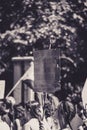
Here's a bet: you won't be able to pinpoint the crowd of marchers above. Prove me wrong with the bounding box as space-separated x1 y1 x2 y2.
0 91 87 130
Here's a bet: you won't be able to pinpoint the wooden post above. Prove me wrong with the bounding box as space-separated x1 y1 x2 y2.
11 57 34 104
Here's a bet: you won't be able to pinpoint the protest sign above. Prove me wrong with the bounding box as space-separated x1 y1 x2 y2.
33 49 60 92
0 80 5 99
82 78 87 108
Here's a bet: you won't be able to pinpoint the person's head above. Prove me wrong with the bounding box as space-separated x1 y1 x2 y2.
47 93 59 112
26 101 44 120
14 104 28 126
14 104 25 119
44 102 53 118
0 101 8 116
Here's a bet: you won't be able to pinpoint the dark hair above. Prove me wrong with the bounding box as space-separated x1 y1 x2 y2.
0 102 7 116
14 104 25 119
26 101 40 118
44 102 53 118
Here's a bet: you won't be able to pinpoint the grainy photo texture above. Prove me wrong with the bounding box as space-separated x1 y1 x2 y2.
0 0 87 130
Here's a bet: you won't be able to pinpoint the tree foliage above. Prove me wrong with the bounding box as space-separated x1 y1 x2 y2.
0 0 87 93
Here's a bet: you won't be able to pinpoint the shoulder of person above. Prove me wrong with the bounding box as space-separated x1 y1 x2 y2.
0 121 10 130
24 118 39 126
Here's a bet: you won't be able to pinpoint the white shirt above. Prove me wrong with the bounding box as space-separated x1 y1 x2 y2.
47 117 60 130
23 117 51 130
0 120 10 130
23 118 39 130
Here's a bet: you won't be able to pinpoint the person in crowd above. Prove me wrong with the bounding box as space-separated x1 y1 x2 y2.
47 93 59 112
13 103 27 130
58 99 76 130
44 101 60 130
45 93 60 130
71 88 84 121
23 100 51 130
0 101 10 130
2 96 16 129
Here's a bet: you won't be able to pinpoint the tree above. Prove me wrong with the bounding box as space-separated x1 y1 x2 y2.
0 0 87 96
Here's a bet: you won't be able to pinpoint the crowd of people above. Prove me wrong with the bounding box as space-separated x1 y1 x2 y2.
0 91 87 130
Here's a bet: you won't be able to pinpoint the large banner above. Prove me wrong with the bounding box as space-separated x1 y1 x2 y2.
33 49 60 93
